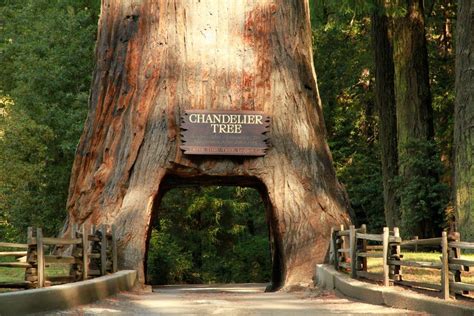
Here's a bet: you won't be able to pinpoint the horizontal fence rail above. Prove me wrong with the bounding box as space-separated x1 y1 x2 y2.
330 225 474 300
0 223 118 289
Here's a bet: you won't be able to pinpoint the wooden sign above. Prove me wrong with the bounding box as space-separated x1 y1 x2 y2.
180 110 270 156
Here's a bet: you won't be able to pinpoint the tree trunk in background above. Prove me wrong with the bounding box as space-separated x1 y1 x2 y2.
393 0 435 237
65 0 351 288
371 6 399 228
454 0 473 240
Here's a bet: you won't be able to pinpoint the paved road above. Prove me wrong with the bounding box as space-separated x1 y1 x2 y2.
46 283 425 315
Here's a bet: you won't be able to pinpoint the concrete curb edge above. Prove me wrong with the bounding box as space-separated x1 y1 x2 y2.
314 264 474 316
0 270 137 315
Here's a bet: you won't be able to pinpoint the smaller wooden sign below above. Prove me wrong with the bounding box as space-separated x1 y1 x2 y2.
180 110 270 156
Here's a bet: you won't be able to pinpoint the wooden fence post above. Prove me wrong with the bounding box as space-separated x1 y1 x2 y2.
339 224 345 270
350 225 357 278
332 227 339 270
441 231 450 300
100 224 107 276
451 232 466 295
391 227 402 282
111 224 118 273
70 223 79 281
414 236 418 252
360 224 367 272
26 227 33 245
25 227 35 288
382 227 389 287
329 227 336 264
82 224 89 280
36 228 44 288
88 225 100 276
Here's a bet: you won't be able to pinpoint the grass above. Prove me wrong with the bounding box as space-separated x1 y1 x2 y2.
0 264 70 281
0 245 71 282
0 253 70 293
0 264 70 293
367 252 474 285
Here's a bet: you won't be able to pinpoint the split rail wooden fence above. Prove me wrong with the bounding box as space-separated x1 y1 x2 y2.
0 224 117 289
330 225 474 300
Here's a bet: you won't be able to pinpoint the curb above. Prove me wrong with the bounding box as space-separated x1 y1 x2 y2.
0 270 137 315
315 264 474 316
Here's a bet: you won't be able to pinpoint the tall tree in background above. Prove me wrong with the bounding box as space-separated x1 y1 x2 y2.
393 0 434 166
371 1 399 228
454 0 473 240
310 0 453 234
392 0 444 238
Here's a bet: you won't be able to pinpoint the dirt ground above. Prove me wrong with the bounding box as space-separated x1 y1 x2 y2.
40 283 426 315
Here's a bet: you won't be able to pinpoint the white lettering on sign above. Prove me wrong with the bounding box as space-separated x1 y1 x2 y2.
188 113 264 134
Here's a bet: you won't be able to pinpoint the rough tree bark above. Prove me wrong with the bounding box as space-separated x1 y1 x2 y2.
65 0 351 288
371 4 399 228
393 0 436 237
393 0 434 151
454 0 473 240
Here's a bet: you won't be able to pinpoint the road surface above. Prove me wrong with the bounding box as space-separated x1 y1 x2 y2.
45 283 425 315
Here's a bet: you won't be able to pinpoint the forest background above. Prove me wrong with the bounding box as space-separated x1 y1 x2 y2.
0 0 469 284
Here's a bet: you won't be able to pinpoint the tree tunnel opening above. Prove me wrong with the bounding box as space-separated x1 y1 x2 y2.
144 174 283 290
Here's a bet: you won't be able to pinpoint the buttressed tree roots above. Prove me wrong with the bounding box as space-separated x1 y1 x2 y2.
66 0 351 289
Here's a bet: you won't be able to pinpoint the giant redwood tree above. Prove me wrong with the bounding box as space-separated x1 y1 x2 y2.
65 0 351 288
371 2 399 228
392 0 441 238
454 0 473 240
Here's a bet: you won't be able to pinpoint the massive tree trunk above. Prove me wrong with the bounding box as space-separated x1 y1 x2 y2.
65 0 351 288
393 0 434 151
454 0 473 240
392 0 437 238
371 5 399 228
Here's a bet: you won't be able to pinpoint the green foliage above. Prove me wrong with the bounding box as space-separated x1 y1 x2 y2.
311 0 455 233
146 187 272 284
424 0 456 193
310 0 406 20
312 5 385 231
337 149 385 230
395 140 449 238
0 0 99 239
146 223 194 285
0 101 55 239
